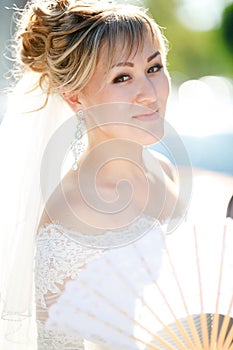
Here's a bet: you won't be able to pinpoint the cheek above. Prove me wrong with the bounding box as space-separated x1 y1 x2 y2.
93 82 135 104
79 84 107 107
81 88 118 107
99 87 132 104
156 76 170 109
163 73 171 99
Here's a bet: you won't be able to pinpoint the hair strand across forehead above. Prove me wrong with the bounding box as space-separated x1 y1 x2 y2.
12 0 168 97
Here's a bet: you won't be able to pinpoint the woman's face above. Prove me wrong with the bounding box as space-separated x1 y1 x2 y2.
77 34 170 145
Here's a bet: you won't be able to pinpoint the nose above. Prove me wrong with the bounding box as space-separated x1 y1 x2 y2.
135 77 157 106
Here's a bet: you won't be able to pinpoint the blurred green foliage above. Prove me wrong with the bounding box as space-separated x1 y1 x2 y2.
221 2 233 53
145 0 233 83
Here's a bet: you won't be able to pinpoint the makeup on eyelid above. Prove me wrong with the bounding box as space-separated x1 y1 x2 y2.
75 36 170 144
112 64 164 84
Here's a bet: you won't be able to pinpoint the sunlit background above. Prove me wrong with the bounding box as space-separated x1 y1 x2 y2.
141 0 233 176
0 0 233 219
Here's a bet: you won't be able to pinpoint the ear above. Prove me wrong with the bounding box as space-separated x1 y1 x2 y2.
62 91 82 112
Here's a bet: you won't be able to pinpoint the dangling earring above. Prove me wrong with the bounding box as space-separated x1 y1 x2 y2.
71 109 85 171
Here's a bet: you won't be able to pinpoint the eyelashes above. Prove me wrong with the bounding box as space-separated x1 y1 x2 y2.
147 64 163 74
113 74 130 84
112 64 164 84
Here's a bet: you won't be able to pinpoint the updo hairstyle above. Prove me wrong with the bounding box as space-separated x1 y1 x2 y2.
13 0 168 94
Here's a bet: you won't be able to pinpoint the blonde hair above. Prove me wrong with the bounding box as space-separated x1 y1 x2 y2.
13 0 168 95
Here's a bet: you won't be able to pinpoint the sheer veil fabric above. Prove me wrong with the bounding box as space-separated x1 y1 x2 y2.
0 71 73 349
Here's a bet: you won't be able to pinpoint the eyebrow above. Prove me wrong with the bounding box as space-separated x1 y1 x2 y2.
112 51 161 68
147 50 161 62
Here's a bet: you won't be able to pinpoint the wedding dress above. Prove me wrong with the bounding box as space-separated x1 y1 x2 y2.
37 219 233 350
35 215 158 350
0 72 191 350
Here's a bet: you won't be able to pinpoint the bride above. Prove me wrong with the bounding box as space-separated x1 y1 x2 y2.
0 0 189 349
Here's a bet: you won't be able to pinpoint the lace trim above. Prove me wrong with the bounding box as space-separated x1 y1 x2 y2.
35 227 102 308
38 214 160 249
37 319 84 350
34 215 167 349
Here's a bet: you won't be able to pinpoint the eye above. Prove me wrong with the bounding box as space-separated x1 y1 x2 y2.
113 74 131 84
148 64 163 74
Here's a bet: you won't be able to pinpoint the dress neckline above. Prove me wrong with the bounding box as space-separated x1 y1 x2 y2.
37 213 164 249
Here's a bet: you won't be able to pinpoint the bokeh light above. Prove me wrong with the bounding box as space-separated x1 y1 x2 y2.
175 0 230 31
167 76 233 136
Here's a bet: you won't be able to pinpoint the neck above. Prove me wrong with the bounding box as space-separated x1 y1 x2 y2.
81 137 145 185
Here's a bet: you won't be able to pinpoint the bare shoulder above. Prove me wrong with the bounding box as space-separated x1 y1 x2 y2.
144 148 185 221
147 148 177 183
38 170 83 231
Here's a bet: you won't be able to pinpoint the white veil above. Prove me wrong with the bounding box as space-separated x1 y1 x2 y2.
0 71 73 349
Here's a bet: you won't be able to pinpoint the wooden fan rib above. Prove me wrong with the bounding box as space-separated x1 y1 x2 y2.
200 313 210 350
218 294 233 349
137 239 202 350
75 296 179 350
217 314 233 349
217 224 233 350
77 280 145 348
222 321 233 350
149 281 195 350
135 242 197 350
85 280 179 350
210 225 228 350
83 223 232 350
73 302 155 350
102 223 232 350
135 234 210 350
165 234 203 350
210 313 220 350
194 225 210 350
105 256 188 350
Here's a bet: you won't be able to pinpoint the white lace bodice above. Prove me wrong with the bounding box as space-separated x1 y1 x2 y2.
35 215 158 350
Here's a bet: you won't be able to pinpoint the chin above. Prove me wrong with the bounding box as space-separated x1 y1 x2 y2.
142 125 165 146
131 130 163 147
143 134 164 146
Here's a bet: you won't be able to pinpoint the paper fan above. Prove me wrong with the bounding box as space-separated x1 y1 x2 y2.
46 219 233 350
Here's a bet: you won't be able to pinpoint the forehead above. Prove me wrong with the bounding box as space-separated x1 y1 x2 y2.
100 32 161 67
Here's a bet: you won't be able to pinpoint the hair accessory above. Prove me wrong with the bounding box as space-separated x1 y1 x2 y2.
71 109 86 171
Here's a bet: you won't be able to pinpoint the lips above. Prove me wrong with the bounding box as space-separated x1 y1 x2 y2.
132 110 160 121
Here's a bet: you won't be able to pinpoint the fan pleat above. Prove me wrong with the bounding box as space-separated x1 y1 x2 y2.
46 221 233 350
136 245 196 350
